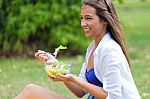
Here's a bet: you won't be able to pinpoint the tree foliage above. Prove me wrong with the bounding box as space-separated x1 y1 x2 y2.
0 0 90 57
0 0 124 57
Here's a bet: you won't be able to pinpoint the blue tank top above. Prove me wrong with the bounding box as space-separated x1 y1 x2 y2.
85 68 103 99
85 68 103 87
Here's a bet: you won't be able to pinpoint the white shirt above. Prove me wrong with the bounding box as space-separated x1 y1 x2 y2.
79 33 141 99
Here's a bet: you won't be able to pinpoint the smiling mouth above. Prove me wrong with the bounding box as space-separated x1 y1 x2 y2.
84 28 90 32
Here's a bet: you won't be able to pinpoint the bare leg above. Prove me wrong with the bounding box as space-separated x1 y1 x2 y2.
14 84 69 99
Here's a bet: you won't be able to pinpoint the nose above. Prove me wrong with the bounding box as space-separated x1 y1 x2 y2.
81 19 87 27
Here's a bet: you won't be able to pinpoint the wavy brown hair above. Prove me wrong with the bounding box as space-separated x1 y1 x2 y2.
82 0 130 67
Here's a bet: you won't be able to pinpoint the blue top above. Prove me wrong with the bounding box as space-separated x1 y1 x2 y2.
85 68 103 87
85 68 103 99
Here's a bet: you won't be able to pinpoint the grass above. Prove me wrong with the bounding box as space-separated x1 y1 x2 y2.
0 1 150 99
0 57 85 99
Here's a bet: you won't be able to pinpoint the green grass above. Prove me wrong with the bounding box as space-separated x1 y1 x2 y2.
0 57 86 99
0 1 150 99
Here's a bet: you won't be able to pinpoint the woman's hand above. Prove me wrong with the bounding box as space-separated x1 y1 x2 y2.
35 50 57 64
48 74 76 83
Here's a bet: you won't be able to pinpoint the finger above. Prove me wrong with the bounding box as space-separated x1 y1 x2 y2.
35 52 42 59
35 50 45 59
53 77 63 82
55 74 67 81
35 52 38 57
38 54 43 62
48 75 62 82
41 55 48 64
37 50 46 57
59 74 71 78
48 75 55 80
38 54 42 60
59 74 75 82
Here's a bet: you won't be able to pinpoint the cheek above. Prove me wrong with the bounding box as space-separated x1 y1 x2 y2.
96 22 103 29
93 24 104 34
91 20 101 29
89 23 97 29
93 23 102 31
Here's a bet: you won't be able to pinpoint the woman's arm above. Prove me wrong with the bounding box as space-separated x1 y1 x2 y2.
72 76 107 99
55 74 107 99
63 81 85 98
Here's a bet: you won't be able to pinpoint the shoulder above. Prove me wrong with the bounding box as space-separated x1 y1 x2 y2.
95 33 123 57
103 39 122 54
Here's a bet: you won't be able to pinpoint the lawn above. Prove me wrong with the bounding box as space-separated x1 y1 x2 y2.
0 1 150 99
0 57 85 99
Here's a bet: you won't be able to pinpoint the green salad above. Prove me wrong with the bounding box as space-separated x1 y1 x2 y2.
45 45 71 78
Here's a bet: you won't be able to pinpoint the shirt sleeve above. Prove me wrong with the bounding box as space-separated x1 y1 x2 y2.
102 48 123 99
78 63 89 94
78 63 86 81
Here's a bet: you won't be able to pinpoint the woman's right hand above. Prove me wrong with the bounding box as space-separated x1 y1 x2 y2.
35 50 57 64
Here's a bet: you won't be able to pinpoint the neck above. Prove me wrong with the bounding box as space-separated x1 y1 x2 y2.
94 31 106 48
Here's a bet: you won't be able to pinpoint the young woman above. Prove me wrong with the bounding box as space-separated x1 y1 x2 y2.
14 0 141 99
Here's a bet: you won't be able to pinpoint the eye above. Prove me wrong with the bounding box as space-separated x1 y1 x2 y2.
85 17 92 20
80 16 83 20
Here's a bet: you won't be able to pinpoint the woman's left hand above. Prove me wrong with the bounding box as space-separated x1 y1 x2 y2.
49 74 76 82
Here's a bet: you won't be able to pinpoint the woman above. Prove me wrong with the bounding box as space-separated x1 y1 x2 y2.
14 0 141 99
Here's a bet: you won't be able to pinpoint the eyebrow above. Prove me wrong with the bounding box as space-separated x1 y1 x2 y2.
80 14 92 17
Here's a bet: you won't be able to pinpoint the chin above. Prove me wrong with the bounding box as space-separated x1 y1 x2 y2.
85 34 91 37
85 32 92 37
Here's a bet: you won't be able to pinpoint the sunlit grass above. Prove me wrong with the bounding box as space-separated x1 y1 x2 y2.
0 57 85 99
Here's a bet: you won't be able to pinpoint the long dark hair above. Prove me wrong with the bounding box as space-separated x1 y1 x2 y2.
82 0 130 67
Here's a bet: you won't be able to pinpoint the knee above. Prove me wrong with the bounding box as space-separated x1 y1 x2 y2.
25 84 38 89
23 84 38 93
14 84 38 99
21 84 39 97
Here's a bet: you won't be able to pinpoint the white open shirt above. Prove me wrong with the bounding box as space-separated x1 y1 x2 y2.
79 33 141 99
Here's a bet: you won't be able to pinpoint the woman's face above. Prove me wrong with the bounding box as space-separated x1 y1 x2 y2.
80 4 106 39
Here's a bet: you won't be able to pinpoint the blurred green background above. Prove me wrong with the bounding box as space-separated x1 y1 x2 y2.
0 0 150 99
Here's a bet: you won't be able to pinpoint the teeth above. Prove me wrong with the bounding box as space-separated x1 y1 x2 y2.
84 29 90 32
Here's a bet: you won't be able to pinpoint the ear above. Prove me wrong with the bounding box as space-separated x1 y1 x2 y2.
103 21 107 26
103 21 108 30
102 19 107 25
